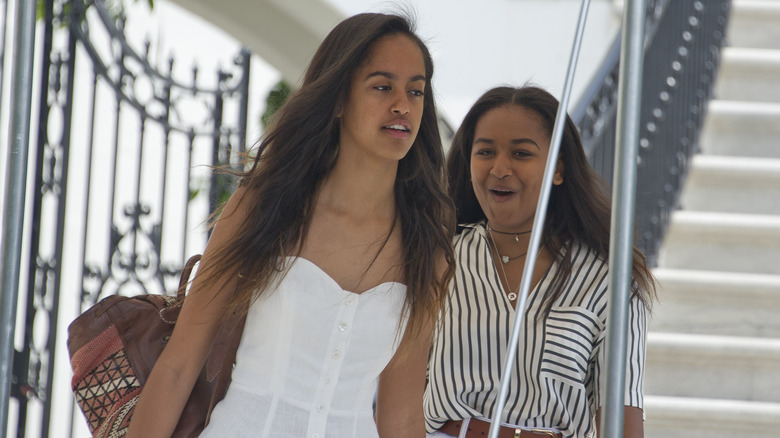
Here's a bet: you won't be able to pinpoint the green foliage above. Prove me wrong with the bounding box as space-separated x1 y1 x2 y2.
261 80 292 128
214 173 234 207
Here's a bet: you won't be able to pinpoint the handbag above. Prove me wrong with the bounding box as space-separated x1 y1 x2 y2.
67 254 246 438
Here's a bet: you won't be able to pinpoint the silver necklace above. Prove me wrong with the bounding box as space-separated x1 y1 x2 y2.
486 223 528 264
486 225 522 301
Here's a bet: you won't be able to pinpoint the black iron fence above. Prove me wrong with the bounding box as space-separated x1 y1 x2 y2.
572 0 731 266
6 0 250 436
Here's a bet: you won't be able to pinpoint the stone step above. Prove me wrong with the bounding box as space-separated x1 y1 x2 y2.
679 155 780 215
644 2 780 436
650 268 780 337
729 0 780 50
645 332 780 403
700 100 780 158
644 395 780 438
657 211 780 275
715 47 780 102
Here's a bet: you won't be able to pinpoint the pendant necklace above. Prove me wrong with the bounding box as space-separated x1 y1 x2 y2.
486 223 530 264
486 224 528 301
486 222 532 243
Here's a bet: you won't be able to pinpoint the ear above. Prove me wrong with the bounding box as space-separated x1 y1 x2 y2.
553 158 564 185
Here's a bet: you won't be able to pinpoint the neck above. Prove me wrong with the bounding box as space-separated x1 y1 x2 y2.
487 222 531 240
318 156 398 219
486 222 531 259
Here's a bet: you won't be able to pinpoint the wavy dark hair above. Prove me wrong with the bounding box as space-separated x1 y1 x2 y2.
199 13 455 340
447 85 655 313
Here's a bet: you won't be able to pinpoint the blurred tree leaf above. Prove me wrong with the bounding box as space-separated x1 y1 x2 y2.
261 80 292 128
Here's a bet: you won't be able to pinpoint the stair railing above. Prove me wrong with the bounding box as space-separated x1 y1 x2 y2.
571 0 731 267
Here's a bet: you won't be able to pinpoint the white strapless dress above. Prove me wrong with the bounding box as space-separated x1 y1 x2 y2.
200 257 408 438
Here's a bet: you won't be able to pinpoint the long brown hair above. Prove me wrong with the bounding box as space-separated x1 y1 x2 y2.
447 85 655 313
199 13 455 339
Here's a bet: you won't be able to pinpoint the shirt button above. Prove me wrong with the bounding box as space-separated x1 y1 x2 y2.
333 350 341 358
338 323 348 332
317 404 325 413
345 297 354 306
325 378 332 384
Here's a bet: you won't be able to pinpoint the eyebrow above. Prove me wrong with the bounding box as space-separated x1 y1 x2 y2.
473 137 540 150
366 71 426 83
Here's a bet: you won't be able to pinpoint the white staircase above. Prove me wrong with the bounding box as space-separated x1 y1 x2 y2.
644 1 780 437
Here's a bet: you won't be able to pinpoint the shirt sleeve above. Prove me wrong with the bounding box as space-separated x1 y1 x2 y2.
592 295 647 414
625 295 647 409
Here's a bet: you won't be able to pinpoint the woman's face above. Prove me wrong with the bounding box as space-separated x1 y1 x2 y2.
338 34 426 165
469 104 564 232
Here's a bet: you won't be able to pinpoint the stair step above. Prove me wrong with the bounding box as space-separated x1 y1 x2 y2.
644 396 780 438
700 100 780 158
645 1 780 434
679 155 780 215
650 268 780 337
658 211 780 274
715 47 780 102
645 332 780 402
729 0 780 50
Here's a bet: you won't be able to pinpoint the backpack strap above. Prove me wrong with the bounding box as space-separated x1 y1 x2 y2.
206 311 246 424
177 254 247 425
177 254 202 299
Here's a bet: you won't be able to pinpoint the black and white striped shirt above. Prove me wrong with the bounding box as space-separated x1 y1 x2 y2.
424 222 646 438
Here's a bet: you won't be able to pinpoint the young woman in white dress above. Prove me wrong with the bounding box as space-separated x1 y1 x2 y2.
127 12 455 438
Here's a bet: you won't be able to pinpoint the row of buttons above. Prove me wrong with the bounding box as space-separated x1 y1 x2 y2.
309 295 358 438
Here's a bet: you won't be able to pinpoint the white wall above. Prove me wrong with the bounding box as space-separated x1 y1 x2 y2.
326 0 622 126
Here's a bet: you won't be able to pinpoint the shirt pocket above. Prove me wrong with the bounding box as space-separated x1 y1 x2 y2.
540 307 604 387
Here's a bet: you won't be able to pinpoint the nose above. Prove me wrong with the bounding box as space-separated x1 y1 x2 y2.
490 153 511 179
391 91 410 115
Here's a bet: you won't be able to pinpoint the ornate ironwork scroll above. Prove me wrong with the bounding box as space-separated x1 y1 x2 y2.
12 0 250 436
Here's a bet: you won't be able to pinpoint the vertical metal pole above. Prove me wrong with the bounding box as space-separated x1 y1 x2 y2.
601 0 645 436
236 48 251 156
1 0 38 432
487 1 591 436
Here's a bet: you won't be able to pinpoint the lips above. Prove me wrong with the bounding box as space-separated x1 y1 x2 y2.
382 119 412 139
383 118 411 131
383 123 410 132
489 187 515 200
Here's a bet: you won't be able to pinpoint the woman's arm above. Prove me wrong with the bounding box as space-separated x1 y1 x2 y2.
374 316 433 438
595 406 644 438
126 187 251 438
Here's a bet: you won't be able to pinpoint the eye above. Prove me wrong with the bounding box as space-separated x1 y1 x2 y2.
374 85 391 91
409 89 425 97
513 149 533 158
473 148 494 157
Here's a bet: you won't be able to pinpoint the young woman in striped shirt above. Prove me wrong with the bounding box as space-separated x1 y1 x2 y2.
424 86 655 438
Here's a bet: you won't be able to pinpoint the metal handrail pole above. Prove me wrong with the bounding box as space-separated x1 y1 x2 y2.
487 1 591 437
0 0 37 432
601 0 646 436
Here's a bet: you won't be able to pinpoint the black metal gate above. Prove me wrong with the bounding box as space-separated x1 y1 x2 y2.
7 0 250 436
